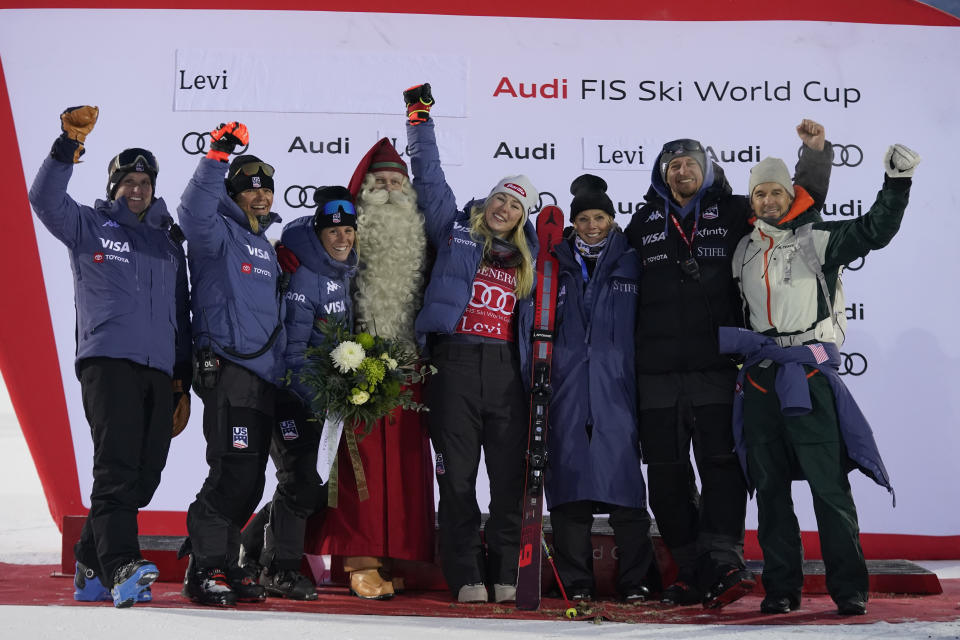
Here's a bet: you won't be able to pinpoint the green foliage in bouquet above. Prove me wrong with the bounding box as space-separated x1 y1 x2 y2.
299 320 435 436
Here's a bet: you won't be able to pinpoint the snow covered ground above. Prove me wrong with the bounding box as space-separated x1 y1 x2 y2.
1 375 958 639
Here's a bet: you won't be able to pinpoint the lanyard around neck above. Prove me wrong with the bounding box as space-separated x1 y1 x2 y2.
670 213 698 253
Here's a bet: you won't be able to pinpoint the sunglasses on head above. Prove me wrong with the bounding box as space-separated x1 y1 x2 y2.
232 161 275 179
661 139 704 155
113 148 159 175
322 199 356 216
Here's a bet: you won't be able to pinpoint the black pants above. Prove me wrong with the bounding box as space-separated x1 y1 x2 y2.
75 357 172 586
638 401 747 590
257 392 326 572
426 340 528 594
550 500 654 594
186 360 275 569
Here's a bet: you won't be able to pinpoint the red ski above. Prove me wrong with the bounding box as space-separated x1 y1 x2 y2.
516 205 565 610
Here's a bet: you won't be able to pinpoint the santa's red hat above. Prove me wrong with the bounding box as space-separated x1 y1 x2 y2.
348 138 408 198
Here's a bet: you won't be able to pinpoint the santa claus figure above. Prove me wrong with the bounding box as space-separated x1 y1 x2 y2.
305 138 435 599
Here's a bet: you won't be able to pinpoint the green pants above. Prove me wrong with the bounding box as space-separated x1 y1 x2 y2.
743 363 868 605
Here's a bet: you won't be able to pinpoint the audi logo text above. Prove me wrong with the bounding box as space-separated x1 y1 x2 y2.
285 185 318 208
838 352 867 376
800 143 862 168
181 131 249 156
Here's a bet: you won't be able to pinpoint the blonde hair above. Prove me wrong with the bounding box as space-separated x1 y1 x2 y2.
468 202 534 299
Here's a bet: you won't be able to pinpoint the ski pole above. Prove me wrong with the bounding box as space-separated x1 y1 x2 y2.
541 533 578 618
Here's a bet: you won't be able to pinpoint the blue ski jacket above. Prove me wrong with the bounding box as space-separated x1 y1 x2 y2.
546 230 647 509
279 216 357 404
406 120 537 388
178 157 286 384
30 156 191 379
718 326 893 500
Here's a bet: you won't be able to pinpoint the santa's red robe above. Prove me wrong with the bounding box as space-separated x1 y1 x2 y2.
305 399 435 563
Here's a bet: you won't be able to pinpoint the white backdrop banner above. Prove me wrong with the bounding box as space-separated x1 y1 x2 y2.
1 10 958 537
174 49 469 115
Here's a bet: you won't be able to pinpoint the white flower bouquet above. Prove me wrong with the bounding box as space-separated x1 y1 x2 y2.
299 320 434 434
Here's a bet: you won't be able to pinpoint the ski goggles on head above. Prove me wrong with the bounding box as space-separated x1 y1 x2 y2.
321 199 356 216
110 148 159 176
660 138 704 156
231 161 275 179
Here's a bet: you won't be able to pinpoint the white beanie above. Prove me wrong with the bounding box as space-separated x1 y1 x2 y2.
748 157 795 198
488 175 538 214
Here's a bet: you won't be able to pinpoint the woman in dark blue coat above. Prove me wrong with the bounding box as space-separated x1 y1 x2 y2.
545 174 654 602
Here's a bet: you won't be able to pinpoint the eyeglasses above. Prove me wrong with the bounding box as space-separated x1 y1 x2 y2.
231 161 275 179
321 199 356 216
661 139 704 155
111 148 159 175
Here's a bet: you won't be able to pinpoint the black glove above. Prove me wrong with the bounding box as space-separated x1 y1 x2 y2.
403 83 434 125
206 121 249 162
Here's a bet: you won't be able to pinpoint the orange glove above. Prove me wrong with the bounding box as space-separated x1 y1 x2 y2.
52 105 99 163
206 121 249 162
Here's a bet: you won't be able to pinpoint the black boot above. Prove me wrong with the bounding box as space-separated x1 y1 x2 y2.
261 568 318 601
702 567 756 609
227 565 266 602
182 555 237 607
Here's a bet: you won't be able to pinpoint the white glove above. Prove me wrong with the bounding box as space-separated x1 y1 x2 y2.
884 144 921 178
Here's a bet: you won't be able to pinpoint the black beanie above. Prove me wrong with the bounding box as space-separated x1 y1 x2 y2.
106 148 158 200
225 155 275 197
313 185 358 232
569 174 615 222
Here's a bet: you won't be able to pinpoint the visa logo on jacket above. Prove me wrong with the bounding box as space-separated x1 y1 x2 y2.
99 238 130 252
247 245 270 260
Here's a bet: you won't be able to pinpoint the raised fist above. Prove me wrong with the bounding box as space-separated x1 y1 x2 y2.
60 105 99 143
796 119 825 152
884 144 920 179
51 105 99 163
403 83 434 125
207 122 249 162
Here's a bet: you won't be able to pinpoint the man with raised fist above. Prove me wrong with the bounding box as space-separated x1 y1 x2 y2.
722 144 920 617
29 106 191 608
177 121 286 607
624 120 833 610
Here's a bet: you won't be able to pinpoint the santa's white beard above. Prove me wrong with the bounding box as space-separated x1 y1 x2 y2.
353 195 427 347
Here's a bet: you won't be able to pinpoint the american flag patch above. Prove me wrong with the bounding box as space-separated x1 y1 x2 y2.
280 419 299 441
808 343 829 364
232 426 249 449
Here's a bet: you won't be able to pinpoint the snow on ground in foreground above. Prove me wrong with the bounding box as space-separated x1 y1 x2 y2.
1 376 958 639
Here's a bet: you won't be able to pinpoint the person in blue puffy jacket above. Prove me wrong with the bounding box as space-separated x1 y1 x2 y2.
404 83 538 604
29 106 191 608
176 122 286 607
254 186 358 601
545 174 654 603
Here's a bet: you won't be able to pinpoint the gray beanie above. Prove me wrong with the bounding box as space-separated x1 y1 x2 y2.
488 175 538 214
748 157 795 198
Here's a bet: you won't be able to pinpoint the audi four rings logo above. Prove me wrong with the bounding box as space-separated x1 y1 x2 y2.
839 352 868 376
799 143 862 167
469 281 516 313
285 185 318 208
181 131 249 155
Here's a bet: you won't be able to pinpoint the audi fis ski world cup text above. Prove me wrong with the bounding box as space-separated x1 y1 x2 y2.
493 77 862 108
